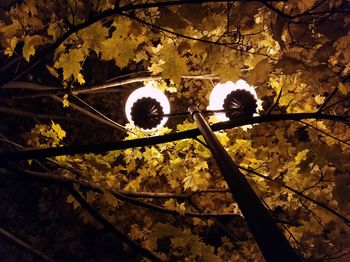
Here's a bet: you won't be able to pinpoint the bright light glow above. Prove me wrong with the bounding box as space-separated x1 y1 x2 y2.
207 80 260 121
125 83 170 132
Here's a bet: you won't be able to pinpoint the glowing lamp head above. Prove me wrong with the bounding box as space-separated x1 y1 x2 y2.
207 80 259 121
125 84 170 131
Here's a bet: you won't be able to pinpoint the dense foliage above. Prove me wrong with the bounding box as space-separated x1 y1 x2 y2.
1 0 350 261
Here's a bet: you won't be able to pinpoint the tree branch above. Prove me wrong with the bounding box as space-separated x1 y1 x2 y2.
1 168 238 219
67 187 163 262
266 86 283 114
0 227 53 262
317 86 338 113
70 93 133 134
50 95 129 133
2 74 219 96
299 120 350 147
1 163 162 261
239 166 350 227
0 112 347 163
0 106 82 121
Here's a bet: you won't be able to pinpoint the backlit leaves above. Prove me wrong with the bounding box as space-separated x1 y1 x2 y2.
23 35 45 61
4 0 350 261
149 43 189 85
80 21 109 53
54 48 87 84
100 21 140 68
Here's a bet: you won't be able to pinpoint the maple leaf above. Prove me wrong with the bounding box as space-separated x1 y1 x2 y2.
245 58 273 85
80 21 109 53
101 30 139 68
3 1 350 261
4 37 17 57
23 35 45 62
54 48 86 84
51 121 66 140
62 94 69 108
149 44 189 85
47 19 62 41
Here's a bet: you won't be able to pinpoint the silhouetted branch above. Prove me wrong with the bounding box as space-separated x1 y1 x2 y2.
50 95 128 133
0 113 347 163
239 166 350 227
299 120 350 146
318 87 338 113
67 187 162 262
1 168 237 217
0 106 81 121
70 93 133 134
2 162 162 261
0 227 53 262
321 94 350 112
2 75 219 96
266 86 283 114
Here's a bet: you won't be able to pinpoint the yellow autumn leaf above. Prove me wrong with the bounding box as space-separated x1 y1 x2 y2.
338 82 350 95
295 149 309 165
245 58 272 85
23 35 45 62
4 37 17 57
67 194 80 209
54 48 86 84
47 18 62 41
101 32 139 68
45 64 59 78
62 94 69 108
314 94 325 105
150 44 189 85
80 21 109 52
51 121 66 140
183 172 208 191
215 132 230 146
160 45 188 84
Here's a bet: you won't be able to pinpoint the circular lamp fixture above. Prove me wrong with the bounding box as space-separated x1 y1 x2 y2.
207 80 259 121
125 84 170 131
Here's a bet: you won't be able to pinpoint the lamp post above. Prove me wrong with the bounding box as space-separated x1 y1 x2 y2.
126 81 300 262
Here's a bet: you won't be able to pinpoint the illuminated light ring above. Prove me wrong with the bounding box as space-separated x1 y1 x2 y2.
125 84 170 132
207 80 260 122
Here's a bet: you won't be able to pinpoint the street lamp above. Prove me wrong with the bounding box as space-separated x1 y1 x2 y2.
125 83 170 131
125 80 300 262
207 80 260 121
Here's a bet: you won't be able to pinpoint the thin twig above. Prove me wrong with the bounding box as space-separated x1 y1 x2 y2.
266 86 283 114
299 120 350 146
70 93 134 134
3 74 219 95
50 95 128 133
187 198 240 242
317 87 338 113
239 166 350 227
321 94 350 112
